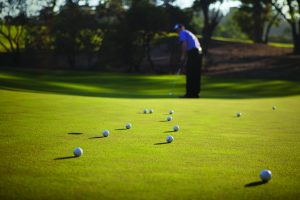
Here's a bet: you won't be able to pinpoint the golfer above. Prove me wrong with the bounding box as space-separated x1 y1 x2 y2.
174 24 203 98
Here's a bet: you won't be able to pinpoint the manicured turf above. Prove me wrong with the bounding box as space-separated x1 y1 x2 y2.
0 69 300 199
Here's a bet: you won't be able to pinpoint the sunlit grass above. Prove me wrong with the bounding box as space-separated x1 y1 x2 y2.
0 69 300 199
269 42 293 48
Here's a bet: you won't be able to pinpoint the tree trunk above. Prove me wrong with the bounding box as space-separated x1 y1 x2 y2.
294 36 300 54
264 12 279 44
12 51 21 66
292 31 300 54
145 34 155 72
202 5 210 55
68 52 76 69
271 0 300 54
253 0 264 43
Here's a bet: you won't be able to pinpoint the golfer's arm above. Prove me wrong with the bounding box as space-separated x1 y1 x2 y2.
181 42 187 61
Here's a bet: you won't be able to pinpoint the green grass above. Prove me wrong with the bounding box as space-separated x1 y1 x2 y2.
212 36 294 48
268 42 294 48
212 36 253 44
0 69 300 199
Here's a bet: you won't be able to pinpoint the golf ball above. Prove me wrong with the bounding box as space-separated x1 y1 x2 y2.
126 123 132 129
236 112 241 117
102 130 109 137
260 169 272 182
149 109 154 114
73 147 83 157
143 109 148 114
169 110 174 114
173 125 179 131
167 116 172 121
272 106 276 110
166 136 174 143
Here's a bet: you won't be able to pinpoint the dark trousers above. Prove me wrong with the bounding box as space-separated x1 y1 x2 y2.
186 48 203 97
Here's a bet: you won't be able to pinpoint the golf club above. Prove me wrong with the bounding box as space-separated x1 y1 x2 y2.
168 67 181 96
168 60 185 96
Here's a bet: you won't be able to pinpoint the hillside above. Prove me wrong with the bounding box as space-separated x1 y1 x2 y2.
205 40 300 80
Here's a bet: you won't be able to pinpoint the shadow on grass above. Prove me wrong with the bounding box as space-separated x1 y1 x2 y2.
54 156 76 160
244 181 268 187
159 120 168 122
68 132 83 135
154 142 169 145
89 136 105 139
164 130 175 133
115 128 127 130
0 69 299 99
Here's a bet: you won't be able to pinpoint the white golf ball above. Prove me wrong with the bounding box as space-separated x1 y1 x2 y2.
149 109 154 114
169 110 174 114
272 106 276 110
260 169 272 182
143 109 148 114
236 112 241 117
167 116 172 121
173 125 179 131
166 136 174 143
102 130 109 137
73 147 83 157
126 123 132 129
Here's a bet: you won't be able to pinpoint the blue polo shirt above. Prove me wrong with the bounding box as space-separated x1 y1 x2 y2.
179 30 202 52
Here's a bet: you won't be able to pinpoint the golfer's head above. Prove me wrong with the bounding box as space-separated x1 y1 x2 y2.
174 24 184 33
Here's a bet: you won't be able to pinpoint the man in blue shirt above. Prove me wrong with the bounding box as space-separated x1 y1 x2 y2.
174 24 203 98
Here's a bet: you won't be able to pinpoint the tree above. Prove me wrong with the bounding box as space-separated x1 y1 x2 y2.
24 0 57 51
214 7 249 40
0 0 28 65
264 8 280 43
193 0 224 54
233 0 277 43
126 1 169 71
50 0 99 68
99 0 169 72
162 3 193 30
96 0 129 70
270 0 300 54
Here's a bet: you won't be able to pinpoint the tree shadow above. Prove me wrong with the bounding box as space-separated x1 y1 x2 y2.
244 181 267 187
89 136 105 139
68 132 83 135
115 128 127 130
54 156 76 160
154 142 169 145
1 68 299 99
159 120 168 122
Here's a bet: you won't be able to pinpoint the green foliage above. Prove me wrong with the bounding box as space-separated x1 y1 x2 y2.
99 2 192 71
193 0 224 53
50 1 99 68
233 0 274 43
214 8 249 40
0 25 26 52
272 0 300 54
127 2 168 32
163 5 193 30
24 25 52 51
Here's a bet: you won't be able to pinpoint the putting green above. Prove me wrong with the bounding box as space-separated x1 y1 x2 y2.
0 69 299 199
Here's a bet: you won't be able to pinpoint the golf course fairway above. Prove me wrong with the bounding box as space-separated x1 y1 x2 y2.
0 69 299 199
